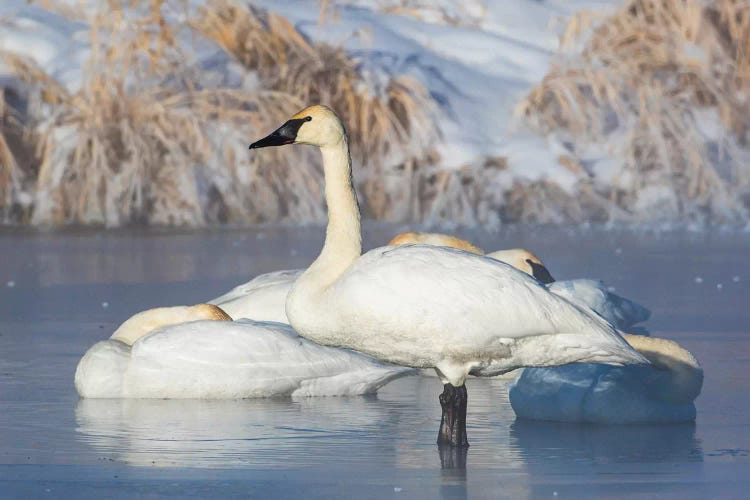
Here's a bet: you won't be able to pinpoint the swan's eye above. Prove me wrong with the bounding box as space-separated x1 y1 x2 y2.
304 116 312 122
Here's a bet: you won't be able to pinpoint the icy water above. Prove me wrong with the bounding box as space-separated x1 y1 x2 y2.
1 224 749 498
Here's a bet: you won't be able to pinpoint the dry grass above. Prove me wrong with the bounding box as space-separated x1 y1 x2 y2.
0 84 37 223
0 0 440 226
194 0 439 221
517 0 750 223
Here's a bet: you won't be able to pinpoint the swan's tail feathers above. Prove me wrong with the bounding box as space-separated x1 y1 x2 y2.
75 340 130 398
611 292 651 329
548 279 652 330
290 366 415 398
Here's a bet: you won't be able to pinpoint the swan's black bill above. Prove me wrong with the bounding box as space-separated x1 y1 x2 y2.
527 259 555 284
248 117 311 149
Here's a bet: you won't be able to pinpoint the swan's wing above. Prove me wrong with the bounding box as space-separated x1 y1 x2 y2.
125 319 410 398
208 269 302 304
208 269 301 322
548 279 651 330
324 245 646 370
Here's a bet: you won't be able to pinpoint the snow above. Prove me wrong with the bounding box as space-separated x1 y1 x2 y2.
0 0 619 193
0 1 88 92
2 0 746 227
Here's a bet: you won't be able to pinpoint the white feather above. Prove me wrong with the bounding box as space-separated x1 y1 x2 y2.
75 319 412 399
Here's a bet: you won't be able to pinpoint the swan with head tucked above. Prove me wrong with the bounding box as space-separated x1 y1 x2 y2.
509 333 703 423
387 232 650 330
75 304 411 399
248 104 648 447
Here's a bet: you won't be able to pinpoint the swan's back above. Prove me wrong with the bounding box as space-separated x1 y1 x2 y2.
209 270 301 322
290 245 646 374
77 319 411 399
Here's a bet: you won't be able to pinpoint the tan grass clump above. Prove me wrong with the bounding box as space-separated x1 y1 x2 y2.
0 83 37 223
1 0 440 226
517 0 750 223
9 2 343 225
195 1 439 221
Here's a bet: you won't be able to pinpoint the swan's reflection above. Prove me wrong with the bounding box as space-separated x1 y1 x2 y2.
76 396 401 468
510 419 703 465
75 377 702 472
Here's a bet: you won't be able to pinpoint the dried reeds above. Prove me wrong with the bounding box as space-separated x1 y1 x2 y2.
0 84 36 223
194 1 438 220
518 0 750 223
0 0 440 226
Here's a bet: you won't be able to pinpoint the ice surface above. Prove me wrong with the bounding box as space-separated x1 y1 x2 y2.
1 224 749 497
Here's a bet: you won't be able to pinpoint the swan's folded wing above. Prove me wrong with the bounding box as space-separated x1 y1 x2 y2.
208 269 302 305
125 319 409 398
330 245 647 367
208 270 301 321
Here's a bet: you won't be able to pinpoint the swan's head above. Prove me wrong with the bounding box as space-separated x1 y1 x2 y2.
388 231 484 255
249 105 345 149
486 248 555 284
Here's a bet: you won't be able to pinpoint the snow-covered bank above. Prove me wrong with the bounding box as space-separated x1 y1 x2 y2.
1 0 748 227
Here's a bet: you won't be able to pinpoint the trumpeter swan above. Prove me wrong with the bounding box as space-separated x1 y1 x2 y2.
387 232 649 330
248 104 647 446
509 333 703 423
76 307 410 399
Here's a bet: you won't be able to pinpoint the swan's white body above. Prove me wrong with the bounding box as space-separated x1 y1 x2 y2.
248 105 646 394
208 272 648 332
75 319 411 399
288 245 645 384
509 334 703 423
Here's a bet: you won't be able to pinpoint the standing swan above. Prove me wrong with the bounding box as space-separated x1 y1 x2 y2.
249 105 648 447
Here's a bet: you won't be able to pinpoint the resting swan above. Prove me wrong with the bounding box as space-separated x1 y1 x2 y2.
387 232 650 330
210 238 649 332
509 333 703 423
75 305 411 399
248 104 647 447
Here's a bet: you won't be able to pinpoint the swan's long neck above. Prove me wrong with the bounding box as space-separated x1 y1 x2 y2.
303 136 362 288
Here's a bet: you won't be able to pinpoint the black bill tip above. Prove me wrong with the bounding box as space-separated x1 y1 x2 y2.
527 259 555 284
248 117 312 150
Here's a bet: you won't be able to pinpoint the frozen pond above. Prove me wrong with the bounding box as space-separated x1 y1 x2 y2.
1 224 749 498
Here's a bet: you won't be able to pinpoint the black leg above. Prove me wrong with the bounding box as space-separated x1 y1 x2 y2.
437 383 469 447
438 441 468 469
